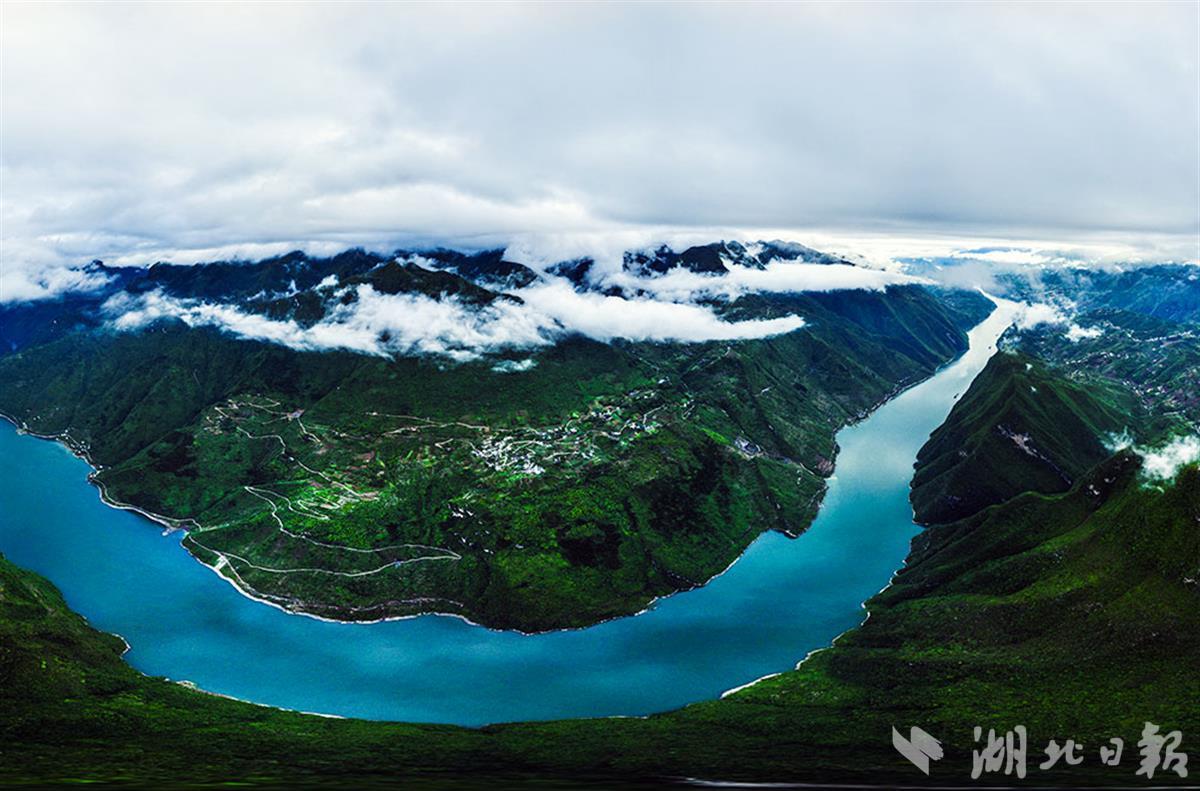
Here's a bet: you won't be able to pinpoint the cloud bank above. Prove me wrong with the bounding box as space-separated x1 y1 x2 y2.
3 265 115 303
600 261 924 303
1010 300 1106 344
1138 435 1200 482
79 238 923 360
105 281 808 360
1105 431 1200 483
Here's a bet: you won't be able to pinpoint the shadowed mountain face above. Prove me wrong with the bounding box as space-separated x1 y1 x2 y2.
0 242 992 631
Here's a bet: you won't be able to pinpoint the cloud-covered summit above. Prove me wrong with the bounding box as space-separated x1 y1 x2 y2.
104 281 810 361
79 239 924 360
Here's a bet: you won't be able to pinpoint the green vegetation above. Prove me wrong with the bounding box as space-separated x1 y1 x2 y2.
1 263 1196 786
913 305 1200 525
911 351 1131 523
3 453 1196 787
1015 307 1200 438
0 270 987 630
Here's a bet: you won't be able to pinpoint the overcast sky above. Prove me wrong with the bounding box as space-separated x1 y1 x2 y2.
2 1 1197 299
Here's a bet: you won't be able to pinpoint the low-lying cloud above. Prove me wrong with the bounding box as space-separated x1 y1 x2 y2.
3 265 114 303
1010 302 1068 331
1104 431 1200 483
104 281 808 360
1138 435 1200 482
1011 300 1104 344
518 280 807 344
601 261 924 303
86 239 943 360
1064 324 1104 342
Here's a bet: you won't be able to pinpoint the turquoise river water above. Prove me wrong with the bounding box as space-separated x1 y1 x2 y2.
0 304 1012 726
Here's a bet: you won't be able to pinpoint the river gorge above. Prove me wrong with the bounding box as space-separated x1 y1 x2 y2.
0 302 1015 726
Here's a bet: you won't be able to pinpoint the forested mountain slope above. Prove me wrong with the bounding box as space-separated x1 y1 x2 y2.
2 261 1196 786
910 351 1130 523
0 244 991 630
3 441 1196 788
912 305 1199 525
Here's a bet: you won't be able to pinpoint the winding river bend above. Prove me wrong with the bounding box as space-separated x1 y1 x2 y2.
0 303 1013 726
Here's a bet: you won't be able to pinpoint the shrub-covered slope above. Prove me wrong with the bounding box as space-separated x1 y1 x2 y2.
910 351 1130 524
2 457 1196 787
3 273 1197 785
0 248 990 630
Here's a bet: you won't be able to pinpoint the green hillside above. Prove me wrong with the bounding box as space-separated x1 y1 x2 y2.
910 351 1132 524
3 277 1197 785
0 277 986 631
3 454 1196 788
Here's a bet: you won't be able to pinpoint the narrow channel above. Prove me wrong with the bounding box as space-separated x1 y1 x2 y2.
0 301 1015 726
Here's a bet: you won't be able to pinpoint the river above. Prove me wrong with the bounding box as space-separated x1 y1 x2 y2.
0 302 1013 726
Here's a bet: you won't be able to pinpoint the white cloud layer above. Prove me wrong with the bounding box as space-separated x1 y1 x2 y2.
104 283 807 360
1138 435 1200 481
1012 302 1070 330
2 265 114 303
2 3 1197 296
1064 324 1104 343
1010 300 1106 343
600 261 924 302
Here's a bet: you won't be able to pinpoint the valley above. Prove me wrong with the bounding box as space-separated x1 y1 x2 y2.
0 243 990 630
0 245 1196 787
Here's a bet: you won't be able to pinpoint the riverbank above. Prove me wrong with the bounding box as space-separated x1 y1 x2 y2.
6 339 1194 787
0 304 1013 725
